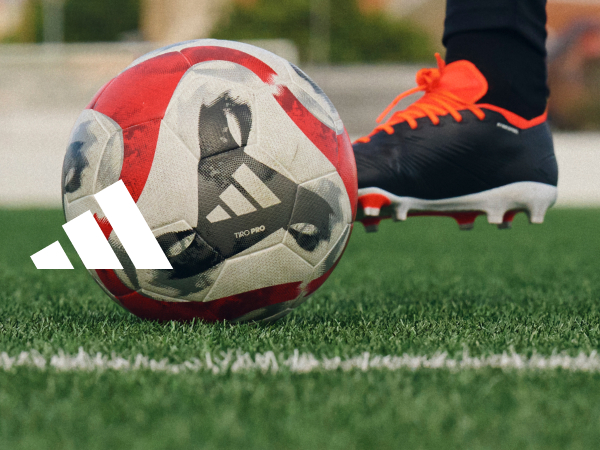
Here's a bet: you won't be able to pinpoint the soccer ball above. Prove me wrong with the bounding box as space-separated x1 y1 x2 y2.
61 39 357 322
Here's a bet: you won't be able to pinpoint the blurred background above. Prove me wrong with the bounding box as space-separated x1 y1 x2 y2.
1 0 599 207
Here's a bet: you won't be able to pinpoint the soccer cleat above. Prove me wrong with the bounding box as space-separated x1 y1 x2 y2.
353 54 558 232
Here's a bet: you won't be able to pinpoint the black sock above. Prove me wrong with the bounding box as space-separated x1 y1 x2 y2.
445 29 549 119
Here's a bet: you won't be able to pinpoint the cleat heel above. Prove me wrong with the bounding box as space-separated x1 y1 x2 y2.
358 193 392 218
525 185 557 224
486 211 505 225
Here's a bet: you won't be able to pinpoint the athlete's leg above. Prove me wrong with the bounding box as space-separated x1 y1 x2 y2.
444 0 548 119
353 0 558 232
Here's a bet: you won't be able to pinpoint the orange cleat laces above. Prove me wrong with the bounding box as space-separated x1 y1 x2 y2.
355 54 486 143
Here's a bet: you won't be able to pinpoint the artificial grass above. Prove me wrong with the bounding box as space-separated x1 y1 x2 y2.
1 208 600 449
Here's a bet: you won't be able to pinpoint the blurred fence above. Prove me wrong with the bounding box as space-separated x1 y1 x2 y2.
1 43 599 208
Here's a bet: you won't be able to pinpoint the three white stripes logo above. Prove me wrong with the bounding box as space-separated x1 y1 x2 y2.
206 164 281 223
30 180 173 270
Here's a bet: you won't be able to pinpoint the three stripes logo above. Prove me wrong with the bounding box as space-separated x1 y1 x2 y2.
205 163 281 223
30 180 172 270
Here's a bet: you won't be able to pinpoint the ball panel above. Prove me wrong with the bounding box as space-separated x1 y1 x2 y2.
93 51 190 130
249 91 336 183
180 45 278 84
164 62 262 161
235 238 349 322
95 131 124 193
272 85 339 169
123 40 200 72
241 145 295 181
280 81 337 132
184 60 266 89
204 243 313 301
282 172 351 266
151 219 195 236
197 86 255 160
285 62 342 133
62 110 111 204
298 171 353 226
135 121 199 231
310 224 351 279
147 219 224 302
136 263 222 302
119 119 163 203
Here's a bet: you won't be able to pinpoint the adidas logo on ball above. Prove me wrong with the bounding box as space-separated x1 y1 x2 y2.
206 164 281 223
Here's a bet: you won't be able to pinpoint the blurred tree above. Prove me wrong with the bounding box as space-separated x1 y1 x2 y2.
63 0 140 42
13 0 140 42
211 0 433 63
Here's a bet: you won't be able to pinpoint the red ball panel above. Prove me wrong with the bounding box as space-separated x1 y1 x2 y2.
336 130 358 219
274 85 339 168
180 46 277 84
92 52 190 129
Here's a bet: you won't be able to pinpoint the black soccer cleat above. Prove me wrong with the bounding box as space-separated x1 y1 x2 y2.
353 54 558 232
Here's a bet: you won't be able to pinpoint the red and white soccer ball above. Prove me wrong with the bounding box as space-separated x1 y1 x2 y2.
62 40 357 322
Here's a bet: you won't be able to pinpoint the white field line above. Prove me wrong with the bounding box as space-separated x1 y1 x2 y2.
2 349 600 375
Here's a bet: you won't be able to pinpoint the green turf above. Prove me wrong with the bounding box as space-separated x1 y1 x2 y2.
1 209 600 449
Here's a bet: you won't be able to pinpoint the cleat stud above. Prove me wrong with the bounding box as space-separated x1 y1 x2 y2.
451 211 481 230
526 208 546 224
394 205 408 222
486 212 504 225
361 217 382 233
498 209 520 229
529 214 545 224
365 224 379 233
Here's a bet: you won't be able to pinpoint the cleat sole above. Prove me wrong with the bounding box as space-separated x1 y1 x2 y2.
356 182 557 231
